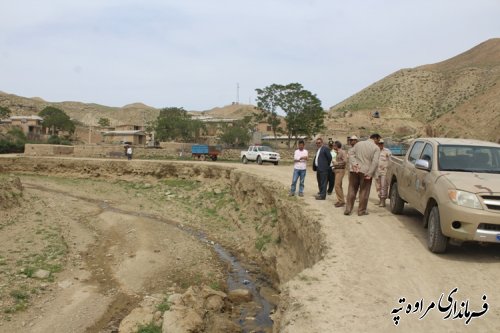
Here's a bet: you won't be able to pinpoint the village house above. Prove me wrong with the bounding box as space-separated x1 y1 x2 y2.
2 115 44 140
102 124 146 145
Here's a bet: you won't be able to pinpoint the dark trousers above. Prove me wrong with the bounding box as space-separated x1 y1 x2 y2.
327 167 335 194
346 172 373 214
316 170 329 199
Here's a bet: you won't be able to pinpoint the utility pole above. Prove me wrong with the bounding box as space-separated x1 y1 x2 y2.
236 83 239 105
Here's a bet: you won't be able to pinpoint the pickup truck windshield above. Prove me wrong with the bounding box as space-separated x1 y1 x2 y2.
438 145 500 173
257 146 274 152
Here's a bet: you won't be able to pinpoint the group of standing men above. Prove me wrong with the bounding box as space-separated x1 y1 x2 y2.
289 134 392 216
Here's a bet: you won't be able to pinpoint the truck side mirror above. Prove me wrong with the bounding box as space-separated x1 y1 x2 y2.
415 159 431 171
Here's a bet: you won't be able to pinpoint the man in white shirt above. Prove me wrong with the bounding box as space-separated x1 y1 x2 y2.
289 140 308 197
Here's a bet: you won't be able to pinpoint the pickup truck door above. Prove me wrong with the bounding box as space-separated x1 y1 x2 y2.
400 141 425 202
246 147 257 161
413 143 434 212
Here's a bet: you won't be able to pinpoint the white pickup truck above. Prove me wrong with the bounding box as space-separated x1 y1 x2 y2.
387 138 500 253
240 145 280 165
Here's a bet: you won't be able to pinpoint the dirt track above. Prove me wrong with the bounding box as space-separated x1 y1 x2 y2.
1 156 500 332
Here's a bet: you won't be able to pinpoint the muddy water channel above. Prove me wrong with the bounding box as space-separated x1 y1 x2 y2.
23 179 277 332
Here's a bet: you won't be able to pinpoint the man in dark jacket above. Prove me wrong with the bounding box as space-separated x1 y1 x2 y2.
312 137 332 200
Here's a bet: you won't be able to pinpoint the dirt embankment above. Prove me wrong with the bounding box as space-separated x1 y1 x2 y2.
0 174 23 209
0 156 326 332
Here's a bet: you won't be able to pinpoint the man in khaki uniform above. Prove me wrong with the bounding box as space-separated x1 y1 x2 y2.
344 133 381 216
375 139 392 207
332 141 347 207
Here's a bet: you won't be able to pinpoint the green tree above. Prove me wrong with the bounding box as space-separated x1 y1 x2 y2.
154 107 205 142
0 106 11 119
219 115 254 147
0 127 26 153
279 83 325 147
97 117 110 127
255 84 284 140
39 106 75 135
256 83 325 147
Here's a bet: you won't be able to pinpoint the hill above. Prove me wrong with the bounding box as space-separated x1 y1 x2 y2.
0 92 257 127
328 38 500 142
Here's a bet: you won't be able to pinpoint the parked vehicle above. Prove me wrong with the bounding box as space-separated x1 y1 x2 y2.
191 144 222 161
240 145 280 165
386 138 500 253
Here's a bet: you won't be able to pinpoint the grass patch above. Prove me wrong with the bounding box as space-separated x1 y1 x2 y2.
255 234 272 251
156 297 171 312
136 322 162 333
162 178 198 190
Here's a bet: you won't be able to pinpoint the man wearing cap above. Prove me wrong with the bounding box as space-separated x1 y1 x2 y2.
332 141 347 207
375 139 392 207
344 133 381 216
346 135 359 174
312 137 332 200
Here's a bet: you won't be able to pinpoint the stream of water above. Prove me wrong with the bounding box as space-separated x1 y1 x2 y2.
25 183 276 332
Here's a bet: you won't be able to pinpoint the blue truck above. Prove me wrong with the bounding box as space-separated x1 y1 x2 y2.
191 144 222 161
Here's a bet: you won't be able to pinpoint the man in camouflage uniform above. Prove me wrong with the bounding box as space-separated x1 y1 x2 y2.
375 139 392 207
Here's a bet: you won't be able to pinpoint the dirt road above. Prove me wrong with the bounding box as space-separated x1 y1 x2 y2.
236 162 500 333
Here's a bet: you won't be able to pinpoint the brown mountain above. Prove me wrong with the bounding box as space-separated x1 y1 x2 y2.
328 38 500 143
0 91 257 127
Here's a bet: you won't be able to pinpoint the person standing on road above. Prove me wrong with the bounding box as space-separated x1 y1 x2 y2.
375 139 392 207
126 145 133 160
344 133 381 216
289 140 308 197
332 141 347 207
312 137 332 200
327 142 336 196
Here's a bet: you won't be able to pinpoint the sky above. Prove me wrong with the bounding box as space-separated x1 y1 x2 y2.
1 0 499 111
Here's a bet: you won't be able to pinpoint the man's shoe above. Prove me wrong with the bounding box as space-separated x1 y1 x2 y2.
344 211 351 216
315 195 326 200
298 193 304 197
334 202 345 207
327 192 332 195
288 192 295 197
379 199 386 207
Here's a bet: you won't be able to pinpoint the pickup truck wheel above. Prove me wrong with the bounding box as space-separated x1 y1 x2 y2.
427 206 448 253
389 182 405 214
257 156 263 165
242 156 248 164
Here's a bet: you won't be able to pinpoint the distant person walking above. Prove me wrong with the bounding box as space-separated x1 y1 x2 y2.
344 133 381 216
332 141 347 207
312 137 332 200
289 140 308 197
126 145 133 160
375 139 392 207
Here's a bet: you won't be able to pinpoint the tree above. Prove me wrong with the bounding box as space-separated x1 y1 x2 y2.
256 83 325 147
279 83 325 147
255 84 284 140
0 106 11 119
154 107 205 142
98 117 110 127
39 106 75 135
219 115 254 147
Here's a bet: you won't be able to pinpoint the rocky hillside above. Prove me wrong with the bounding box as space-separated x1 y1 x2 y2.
0 92 160 126
328 38 500 142
0 90 258 127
